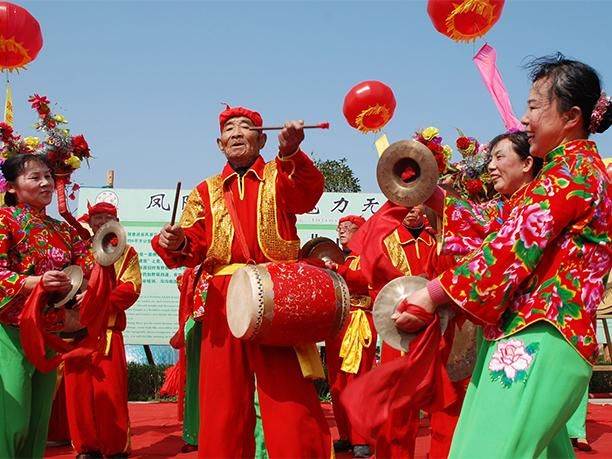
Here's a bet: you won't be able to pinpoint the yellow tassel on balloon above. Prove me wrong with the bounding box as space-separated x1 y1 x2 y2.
4 80 13 127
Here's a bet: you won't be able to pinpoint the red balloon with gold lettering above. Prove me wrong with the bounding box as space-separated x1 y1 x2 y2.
427 0 505 43
0 1 43 72
343 80 396 134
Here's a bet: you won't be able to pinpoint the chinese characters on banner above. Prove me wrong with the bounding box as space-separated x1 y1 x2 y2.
78 188 384 345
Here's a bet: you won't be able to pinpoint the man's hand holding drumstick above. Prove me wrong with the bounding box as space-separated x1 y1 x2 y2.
158 182 185 251
249 120 329 157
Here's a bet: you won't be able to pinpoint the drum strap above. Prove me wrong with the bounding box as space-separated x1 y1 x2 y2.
223 184 253 263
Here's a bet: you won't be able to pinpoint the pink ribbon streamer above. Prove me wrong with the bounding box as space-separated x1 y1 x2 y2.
473 43 523 132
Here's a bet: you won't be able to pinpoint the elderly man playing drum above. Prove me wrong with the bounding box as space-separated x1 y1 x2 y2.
63 202 142 459
152 105 332 459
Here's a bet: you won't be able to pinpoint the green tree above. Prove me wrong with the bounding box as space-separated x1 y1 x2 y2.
313 158 361 192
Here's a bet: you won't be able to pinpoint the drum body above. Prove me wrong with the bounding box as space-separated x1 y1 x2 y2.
227 262 350 346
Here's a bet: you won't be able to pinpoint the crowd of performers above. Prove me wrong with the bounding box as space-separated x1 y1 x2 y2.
0 54 611 459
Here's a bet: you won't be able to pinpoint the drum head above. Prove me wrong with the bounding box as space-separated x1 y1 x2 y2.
374 276 450 352
300 237 345 266
227 267 257 339
53 265 84 308
227 265 276 341
376 140 439 207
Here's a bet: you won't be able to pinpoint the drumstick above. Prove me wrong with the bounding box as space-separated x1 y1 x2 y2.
170 181 182 226
249 122 330 131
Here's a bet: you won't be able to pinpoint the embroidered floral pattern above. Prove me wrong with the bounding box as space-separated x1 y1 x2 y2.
489 338 539 387
0 204 94 326
192 272 212 321
440 140 612 364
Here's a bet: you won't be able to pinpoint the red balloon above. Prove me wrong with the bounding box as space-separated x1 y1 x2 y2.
343 80 396 134
427 0 505 43
0 1 43 71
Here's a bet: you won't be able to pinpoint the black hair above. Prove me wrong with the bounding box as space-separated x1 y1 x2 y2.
488 131 544 176
525 53 612 134
1 153 52 206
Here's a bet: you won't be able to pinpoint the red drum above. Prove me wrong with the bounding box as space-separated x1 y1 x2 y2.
227 262 350 346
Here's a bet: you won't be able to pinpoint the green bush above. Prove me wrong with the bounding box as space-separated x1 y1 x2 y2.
127 362 172 401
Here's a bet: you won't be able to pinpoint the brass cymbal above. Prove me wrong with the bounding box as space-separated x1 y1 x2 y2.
92 220 127 266
300 237 345 266
377 139 439 207
53 265 84 308
373 276 450 352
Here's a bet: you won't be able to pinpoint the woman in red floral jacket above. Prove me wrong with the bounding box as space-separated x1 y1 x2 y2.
0 153 94 458
396 56 612 458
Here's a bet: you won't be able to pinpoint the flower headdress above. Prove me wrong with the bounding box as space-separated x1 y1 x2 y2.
0 121 44 193
440 129 496 202
28 94 91 176
1 95 91 211
412 126 452 174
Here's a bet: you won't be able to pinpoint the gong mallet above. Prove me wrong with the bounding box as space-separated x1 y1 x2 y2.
249 122 330 131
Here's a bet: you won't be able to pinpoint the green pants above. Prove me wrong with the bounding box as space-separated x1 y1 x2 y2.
254 390 268 459
183 318 202 446
449 322 591 459
0 324 57 458
566 387 589 439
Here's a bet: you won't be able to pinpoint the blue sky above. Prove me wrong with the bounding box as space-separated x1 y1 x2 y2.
7 0 612 193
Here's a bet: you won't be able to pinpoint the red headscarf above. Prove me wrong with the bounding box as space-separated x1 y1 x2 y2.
219 105 263 131
338 215 366 228
86 202 118 220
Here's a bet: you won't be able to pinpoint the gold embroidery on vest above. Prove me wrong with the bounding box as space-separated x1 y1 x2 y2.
383 230 411 275
205 175 233 265
179 189 206 229
257 162 300 262
114 247 142 293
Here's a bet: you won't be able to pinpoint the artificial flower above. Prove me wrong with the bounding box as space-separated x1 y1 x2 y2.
456 137 471 150
24 137 40 150
443 144 453 161
466 178 483 193
421 126 439 141
65 156 81 169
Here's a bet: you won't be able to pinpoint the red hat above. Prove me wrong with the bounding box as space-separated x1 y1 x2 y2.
338 215 366 228
87 201 118 219
219 105 263 132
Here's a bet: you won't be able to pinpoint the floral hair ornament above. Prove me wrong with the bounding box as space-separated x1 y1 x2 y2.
439 129 495 203
0 121 44 195
27 94 92 239
589 91 611 134
412 126 452 174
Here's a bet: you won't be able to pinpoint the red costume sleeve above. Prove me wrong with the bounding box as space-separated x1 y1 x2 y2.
337 256 369 295
275 149 325 214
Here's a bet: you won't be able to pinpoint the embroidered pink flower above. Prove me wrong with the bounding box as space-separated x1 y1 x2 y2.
519 204 553 249
488 338 534 381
